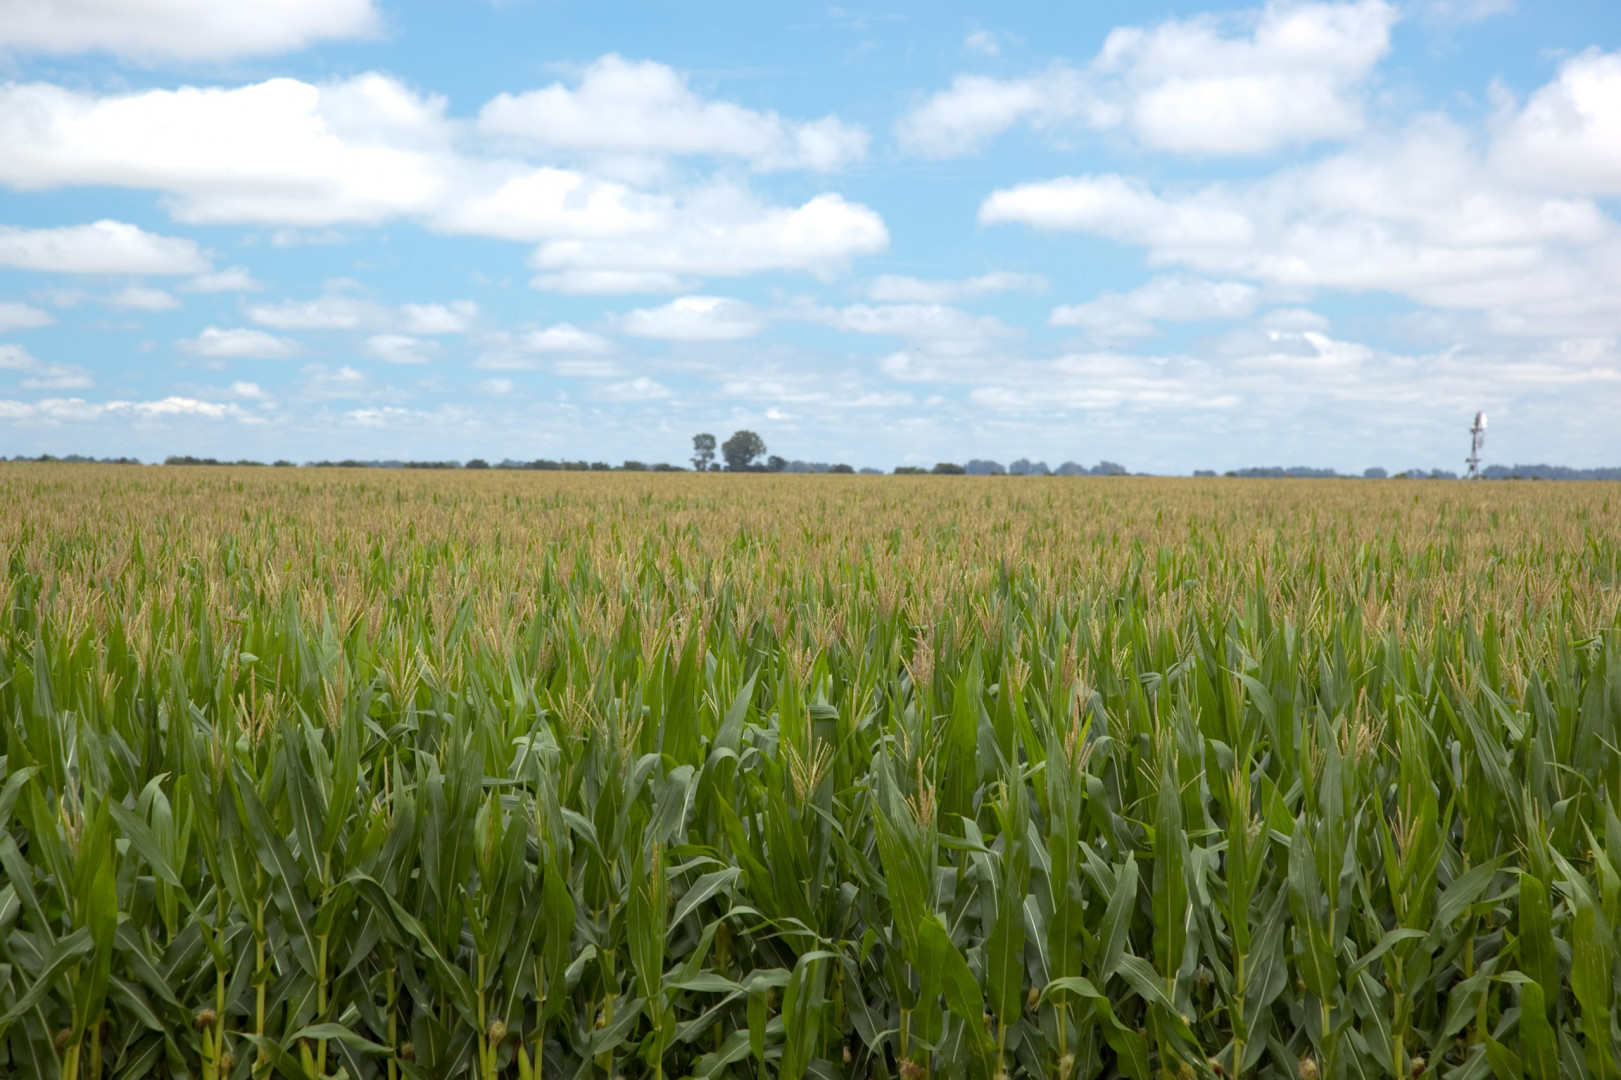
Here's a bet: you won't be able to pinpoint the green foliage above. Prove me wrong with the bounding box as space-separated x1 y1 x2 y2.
1 468 1620 1080
721 432 765 472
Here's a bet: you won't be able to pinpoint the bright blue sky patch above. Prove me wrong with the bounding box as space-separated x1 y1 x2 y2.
0 0 1618 472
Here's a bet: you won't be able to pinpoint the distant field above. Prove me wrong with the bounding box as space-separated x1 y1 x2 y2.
2 466 1620 1080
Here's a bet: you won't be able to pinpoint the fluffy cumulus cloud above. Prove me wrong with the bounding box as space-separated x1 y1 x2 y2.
1094 0 1396 154
180 327 302 360
982 115 1621 334
0 302 55 331
249 291 384 331
599 376 673 401
247 289 480 335
619 296 765 340
184 267 262 293
0 221 209 274
898 0 1396 157
399 301 479 335
896 67 1101 158
107 286 180 312
0 76 453 227
515 324 612 353
473 324 616 371
521 189 887 294
363 334 439 364
0 343 93 389
478 55 868 172
0 0 379 60
0 72 888 291
798 303 1024 380
1051 277 1259 338
1493 49 1621 196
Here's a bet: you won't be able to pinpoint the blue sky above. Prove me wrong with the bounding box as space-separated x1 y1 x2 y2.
0 0 1618 472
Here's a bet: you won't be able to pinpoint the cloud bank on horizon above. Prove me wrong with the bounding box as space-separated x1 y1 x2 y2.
0 0 1617 472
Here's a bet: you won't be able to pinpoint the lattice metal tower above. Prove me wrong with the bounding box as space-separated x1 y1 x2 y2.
1466 411 1487 480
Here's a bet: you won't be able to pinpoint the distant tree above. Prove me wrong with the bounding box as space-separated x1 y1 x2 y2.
722 430 767 471
828 464 855 474
893 466 927 475
621 460 648 471
692 433 717 472
766 455 788 473
590 462 611 471
932 462 966 475
465 458 490 469
1363 467 1388 479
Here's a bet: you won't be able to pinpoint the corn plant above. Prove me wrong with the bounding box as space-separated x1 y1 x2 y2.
1 465 1620 1079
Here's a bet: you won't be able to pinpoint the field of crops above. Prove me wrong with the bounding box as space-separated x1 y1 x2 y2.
2 466 1620 1080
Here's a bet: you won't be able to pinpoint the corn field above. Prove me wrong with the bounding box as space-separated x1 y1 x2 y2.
3 466 1621 1080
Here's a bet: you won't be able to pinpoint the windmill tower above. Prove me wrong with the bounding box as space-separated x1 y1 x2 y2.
1465 411 1486 480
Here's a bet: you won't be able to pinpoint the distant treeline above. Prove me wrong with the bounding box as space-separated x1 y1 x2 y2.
1481 463 1621 481
6 454 1621 480
1193 464 1621 480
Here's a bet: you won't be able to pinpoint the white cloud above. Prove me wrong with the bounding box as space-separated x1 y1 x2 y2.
1259 307 1330 331
180 326 302 360
1493 49 1621 196
0 76 452 227
31 287 88 308
897 67 1100 158
620 296 764 340
0 220 209 274
0 0 379 60
964 31 1001 57
363 334 438 364
184 267 262 293
0 302 55 330
1050 276 1258 338
249 293 383 331
866 271 1045 303
806 303 1022 369
472 323 617 371
108 286 180 311
517 324 612 353
599 376 672 401
980 174 1253 245
478 55 868 172
114 396 234 419
898 0 1396 157
516 188 888 285
1095 0 1396 154
299 365 360 396
247 291 483 340
0 343 93 389
980 117 1621 333
231 381 268 399
399 301 478 334
0 74 890 289
476 378 516 396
